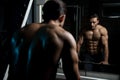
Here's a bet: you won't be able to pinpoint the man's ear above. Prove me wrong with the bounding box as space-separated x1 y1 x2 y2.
59 15 65 22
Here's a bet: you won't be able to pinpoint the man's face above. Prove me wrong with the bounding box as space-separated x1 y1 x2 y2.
89 17 99 29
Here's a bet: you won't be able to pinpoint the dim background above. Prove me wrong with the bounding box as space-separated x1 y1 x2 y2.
0 0 120 76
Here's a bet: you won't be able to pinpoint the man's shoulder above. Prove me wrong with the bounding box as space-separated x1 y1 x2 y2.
98 25 108 35
27 23 41 26
20 23 43 31
98 25 106 29
53 26 75 42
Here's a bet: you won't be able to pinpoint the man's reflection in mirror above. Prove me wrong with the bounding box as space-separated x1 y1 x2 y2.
77 13 109 71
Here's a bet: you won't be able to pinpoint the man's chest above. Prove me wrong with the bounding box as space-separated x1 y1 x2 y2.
84 29 101 40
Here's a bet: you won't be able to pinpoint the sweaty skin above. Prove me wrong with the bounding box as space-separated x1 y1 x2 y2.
9 23 80 80
77 17 109 64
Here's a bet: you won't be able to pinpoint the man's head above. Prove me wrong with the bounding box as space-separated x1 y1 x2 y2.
89 14 99 29
42 0 67 27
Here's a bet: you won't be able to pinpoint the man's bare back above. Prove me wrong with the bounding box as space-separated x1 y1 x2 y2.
9 23 80 80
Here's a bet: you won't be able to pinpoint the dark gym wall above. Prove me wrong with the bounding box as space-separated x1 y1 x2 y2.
3 0 30 34
0 0 31 47
0 4 4 31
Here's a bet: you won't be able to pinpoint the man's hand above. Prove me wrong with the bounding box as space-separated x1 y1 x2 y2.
99 61 109 65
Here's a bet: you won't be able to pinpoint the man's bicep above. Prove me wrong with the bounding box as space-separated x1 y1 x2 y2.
102 30 108 46
77 35 83 53
78 33 84 44
62 39 78 68
101 35 108 47
61 33 80 79
62 48 80 80
101 28 108 45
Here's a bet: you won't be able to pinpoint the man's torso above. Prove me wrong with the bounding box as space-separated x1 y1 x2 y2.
9 23 66 80
83 26 103 55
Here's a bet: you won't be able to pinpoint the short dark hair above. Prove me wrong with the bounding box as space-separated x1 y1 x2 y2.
89 13 99 20
42 0 67 22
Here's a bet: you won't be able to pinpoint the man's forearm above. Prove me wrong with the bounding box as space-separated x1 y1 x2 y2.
104 48 109 62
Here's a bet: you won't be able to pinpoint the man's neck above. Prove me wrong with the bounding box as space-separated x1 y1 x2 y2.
49 20 61 27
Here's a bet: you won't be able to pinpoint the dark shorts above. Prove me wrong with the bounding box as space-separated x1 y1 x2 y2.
79 51 104 63
79 51 104 71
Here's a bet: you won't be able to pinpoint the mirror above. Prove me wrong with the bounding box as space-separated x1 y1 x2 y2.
63 0 120 80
